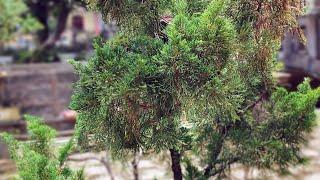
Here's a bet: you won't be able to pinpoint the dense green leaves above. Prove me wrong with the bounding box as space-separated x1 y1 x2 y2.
0 115 83 180
72 0 319 178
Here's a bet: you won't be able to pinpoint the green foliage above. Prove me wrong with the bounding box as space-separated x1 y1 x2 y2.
222 80 320 169
0 115 83 180
71 0 319 178
0 0 42 44
228 0 304 93
84 0 171 35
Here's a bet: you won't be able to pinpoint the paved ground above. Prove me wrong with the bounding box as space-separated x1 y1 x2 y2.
1 112 320 180
66 152 171 180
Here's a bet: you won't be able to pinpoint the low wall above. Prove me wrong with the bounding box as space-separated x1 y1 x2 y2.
0 62 78 158
0 62 78 121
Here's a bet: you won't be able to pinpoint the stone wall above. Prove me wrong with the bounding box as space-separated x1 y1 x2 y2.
0 62 78 121
0 63 78 158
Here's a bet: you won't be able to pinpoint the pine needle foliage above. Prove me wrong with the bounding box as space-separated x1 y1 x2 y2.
0 115 84 180
228 0 305 94
71 0 319 178
84 0 172 36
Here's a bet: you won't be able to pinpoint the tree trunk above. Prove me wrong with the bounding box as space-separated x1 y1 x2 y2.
132 153 139 180
170 149 183 180
27 1 72 48
27 1 49 43
43 2 72 48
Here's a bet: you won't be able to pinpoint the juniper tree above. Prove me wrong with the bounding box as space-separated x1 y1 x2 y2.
0 115 84 180
70 0 319 179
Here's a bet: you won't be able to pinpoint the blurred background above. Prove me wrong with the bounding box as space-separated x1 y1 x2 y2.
1 0 320 179
0 0 117 126
0 0 121 179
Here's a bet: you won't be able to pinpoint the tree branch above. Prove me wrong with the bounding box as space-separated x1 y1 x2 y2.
238 90 267 115
132 151 140 180
68 155 115 180
204 157 240 178
204 133 224 176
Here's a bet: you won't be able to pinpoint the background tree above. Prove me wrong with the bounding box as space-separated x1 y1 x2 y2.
0 0 86 62
25 0 85 48
71 0 319 179
17 0 87 63
0 0 42 47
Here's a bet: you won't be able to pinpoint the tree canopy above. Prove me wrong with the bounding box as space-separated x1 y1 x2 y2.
0 0 42 45
71 0 318 179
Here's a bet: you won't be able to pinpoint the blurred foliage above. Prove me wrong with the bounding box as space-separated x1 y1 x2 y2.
1 0 87 63
11 49 59 63
71 0 319 179
0 115 84 180
0 0 42 44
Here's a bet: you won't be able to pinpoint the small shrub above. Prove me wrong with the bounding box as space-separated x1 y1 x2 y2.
1 115 83 180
